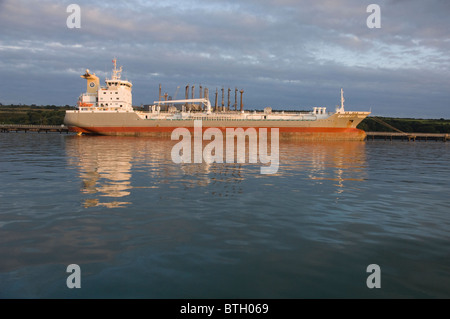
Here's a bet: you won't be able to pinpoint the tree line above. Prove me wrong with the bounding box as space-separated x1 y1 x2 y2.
0 105 75 125
357 117 450 133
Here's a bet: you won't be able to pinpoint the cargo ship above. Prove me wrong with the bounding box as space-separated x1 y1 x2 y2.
64 59 370 140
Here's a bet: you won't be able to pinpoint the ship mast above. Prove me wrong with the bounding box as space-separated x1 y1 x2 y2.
111 58 122 80
336 88 345 114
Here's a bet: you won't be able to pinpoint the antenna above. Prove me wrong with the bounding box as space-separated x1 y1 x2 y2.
111 58 122 80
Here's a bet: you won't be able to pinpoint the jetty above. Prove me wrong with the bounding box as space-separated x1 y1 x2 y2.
366 132 448 142
0 124 70 133
364 117 448 141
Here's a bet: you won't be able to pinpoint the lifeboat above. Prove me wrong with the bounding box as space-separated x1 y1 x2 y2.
78 101 94 107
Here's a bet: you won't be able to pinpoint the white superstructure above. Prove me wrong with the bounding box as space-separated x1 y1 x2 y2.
77 58 133 112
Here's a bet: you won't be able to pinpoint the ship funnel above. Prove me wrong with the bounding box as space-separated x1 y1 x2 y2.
81 70 100 94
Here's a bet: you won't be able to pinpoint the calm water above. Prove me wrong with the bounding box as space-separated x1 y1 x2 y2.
0 133 449 298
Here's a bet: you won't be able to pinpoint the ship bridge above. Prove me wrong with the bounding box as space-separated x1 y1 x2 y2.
77 59 133 112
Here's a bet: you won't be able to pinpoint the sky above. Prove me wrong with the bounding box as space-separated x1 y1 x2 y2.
0 0 449 118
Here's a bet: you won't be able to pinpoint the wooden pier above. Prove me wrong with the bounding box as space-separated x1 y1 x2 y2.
0 124 70 134
366 132 448 142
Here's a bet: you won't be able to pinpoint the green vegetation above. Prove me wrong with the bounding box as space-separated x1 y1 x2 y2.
0 104 75 125
357 117 450 133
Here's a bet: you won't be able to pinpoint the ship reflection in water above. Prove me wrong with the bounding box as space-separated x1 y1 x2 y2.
279 140 367 195
66 136 133 208
65 136 367 208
